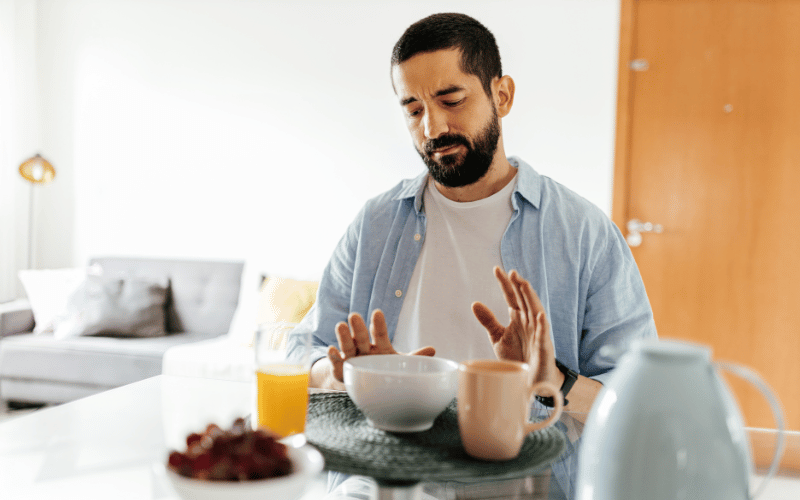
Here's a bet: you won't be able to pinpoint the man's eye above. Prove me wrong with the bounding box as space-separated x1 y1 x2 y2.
407 109 422 117
444 99 464 107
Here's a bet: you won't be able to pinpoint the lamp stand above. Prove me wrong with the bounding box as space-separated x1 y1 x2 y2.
27 184 36 269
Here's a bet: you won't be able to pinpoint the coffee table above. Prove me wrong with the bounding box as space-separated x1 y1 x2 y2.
0 375 797 499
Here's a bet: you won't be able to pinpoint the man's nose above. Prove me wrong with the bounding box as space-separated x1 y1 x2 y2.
422 107 448 140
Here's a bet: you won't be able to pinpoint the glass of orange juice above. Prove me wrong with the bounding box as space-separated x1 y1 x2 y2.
254 321 310 439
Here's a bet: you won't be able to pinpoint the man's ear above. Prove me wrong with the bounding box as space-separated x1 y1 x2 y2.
494 75 515 118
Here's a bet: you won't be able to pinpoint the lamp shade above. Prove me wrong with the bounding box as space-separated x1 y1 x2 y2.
19 154 56 184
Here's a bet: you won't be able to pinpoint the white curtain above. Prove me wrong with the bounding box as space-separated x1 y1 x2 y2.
0 0 39 302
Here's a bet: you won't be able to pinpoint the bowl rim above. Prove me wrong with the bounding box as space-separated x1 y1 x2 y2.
344 354 459 375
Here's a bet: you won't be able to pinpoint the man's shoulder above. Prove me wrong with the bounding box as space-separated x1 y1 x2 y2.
518 165 610 230
362 171 426 212
513 160 620 256
513 158 604 220
539 175 607 221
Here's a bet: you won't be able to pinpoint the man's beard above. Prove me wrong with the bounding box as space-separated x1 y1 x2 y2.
416 108 500 188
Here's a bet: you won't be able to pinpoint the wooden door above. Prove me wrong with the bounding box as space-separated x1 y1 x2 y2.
613 0 800 432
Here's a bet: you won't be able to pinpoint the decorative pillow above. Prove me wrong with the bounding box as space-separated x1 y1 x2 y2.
257 276 319 325
227 258 319 347
245 276 319 349
52 274 169 339
18 267 91 333
241 277 319 347
227 259 270 345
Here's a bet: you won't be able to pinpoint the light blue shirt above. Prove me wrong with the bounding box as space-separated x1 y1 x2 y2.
287 157 657 384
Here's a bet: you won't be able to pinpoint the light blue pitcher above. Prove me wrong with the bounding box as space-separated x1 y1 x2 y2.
577 339 785 500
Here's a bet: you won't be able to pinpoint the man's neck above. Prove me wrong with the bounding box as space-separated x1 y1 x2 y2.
433 152 516 203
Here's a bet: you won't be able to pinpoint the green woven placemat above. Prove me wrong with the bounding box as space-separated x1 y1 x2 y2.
305 392 566 482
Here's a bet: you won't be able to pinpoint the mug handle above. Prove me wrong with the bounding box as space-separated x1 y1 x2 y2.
715 361 786 500
524 381 564 434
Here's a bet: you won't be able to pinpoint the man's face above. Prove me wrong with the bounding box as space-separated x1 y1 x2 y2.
391 49 500 188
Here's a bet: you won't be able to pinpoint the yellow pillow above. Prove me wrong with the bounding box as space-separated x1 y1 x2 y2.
256 276 319 325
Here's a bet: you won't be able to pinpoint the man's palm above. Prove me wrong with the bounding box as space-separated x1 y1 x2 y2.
472 267 557 385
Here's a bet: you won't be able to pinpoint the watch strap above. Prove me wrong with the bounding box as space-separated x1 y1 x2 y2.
535 359 579 408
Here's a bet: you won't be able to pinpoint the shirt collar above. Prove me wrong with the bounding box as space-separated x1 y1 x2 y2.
509 156 541 209
393 171 429 213
393 156 542 212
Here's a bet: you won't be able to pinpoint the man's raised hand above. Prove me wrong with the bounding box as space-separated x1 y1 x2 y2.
327 309 436 383
471 267 561 386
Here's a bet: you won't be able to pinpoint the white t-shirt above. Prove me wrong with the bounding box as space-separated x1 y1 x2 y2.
393 174 518 363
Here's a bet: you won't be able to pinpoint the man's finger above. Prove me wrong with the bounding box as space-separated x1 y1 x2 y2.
512 271 541 326
349 312 372 354
494 266 520 310
508 270 528 322
521 279 550 343
536 310 552 347
531 311 544 346
370 309 394 352
335 321 357 358
328 345 343 363
472 301 505 343
541 310 551 339
520 277 545 316
410 346 436 357
328 345 345 382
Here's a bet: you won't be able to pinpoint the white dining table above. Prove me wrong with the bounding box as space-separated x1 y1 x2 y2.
0 374 797 499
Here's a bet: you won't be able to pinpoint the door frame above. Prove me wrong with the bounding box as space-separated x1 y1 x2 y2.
611 0 637 230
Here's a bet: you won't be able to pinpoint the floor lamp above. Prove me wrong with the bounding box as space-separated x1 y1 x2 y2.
18 154 56 269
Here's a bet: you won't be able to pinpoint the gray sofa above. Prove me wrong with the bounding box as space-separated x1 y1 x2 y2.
0 257 243 405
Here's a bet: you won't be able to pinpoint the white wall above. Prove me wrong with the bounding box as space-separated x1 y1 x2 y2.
29 0 621 281
0 0 42 301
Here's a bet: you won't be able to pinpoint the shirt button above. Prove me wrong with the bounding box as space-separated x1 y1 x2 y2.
414 233 421 241
395 290 403 298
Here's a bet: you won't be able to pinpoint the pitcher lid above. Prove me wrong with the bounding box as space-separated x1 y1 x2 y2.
632 338 712 362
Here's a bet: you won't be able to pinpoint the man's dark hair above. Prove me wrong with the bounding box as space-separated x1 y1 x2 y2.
391 13 502 97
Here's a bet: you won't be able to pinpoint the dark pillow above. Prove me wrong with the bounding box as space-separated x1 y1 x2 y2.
53 274 169 338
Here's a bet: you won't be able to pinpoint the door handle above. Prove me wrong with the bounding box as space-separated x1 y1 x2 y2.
626 219 663 247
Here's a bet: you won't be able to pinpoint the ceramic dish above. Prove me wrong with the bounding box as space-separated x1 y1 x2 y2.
162 443 324 500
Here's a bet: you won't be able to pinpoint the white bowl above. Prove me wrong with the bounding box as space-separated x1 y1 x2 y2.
344 354 459 432
163 444 324 500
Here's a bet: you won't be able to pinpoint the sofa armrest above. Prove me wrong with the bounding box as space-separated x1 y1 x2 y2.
0 299 35 338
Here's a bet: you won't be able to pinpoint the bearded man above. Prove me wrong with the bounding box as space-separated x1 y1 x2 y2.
287 12 656 414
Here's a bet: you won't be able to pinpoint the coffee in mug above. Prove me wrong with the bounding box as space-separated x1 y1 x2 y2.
458 359 564 461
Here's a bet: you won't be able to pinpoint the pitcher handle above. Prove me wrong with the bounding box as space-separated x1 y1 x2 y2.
525 381 564 434
715 361 786 499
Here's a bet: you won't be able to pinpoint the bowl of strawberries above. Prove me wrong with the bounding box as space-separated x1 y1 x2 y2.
164 417 324 500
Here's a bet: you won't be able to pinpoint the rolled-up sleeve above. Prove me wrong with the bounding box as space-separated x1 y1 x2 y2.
579 221 657 385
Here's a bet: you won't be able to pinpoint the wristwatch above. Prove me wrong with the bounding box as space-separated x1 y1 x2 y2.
535 359 579 407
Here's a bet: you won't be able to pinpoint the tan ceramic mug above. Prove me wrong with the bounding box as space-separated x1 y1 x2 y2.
458 359 564 461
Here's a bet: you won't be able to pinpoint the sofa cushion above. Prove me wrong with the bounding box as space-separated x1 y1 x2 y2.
0 330 223 389
53 274 169 339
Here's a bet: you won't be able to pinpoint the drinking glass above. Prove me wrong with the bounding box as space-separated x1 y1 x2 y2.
253 321 310 438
